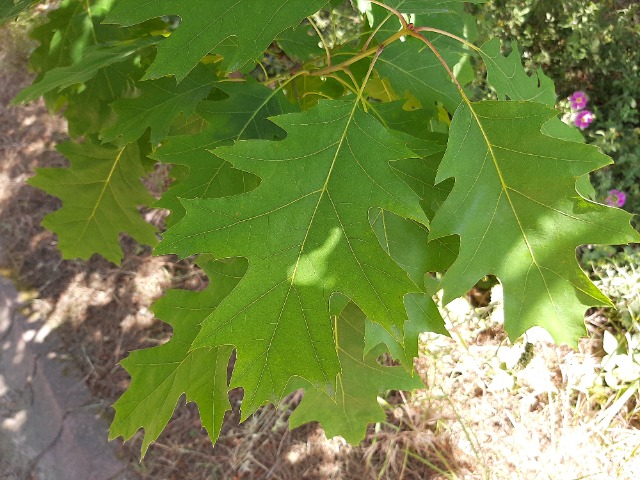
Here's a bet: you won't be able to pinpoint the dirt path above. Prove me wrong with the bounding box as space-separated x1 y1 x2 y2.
0 28 139 479
0 276 131 480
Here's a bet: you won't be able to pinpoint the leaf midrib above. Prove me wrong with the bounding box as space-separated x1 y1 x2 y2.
465 102 560 317
244 100 361 409
73 146 124 248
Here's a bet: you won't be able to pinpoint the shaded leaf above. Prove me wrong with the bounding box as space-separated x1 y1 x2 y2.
364 289 446 366
154 81 297 225
109 258 246 457
371 100 435 137
289 303 424 444
64 61 143 137
277 22 323 63
370 1 480 115
376 36 461 114
105 0 330 80
101 64 215 145
28 0 119 76
0 0 39 24
13 38 158 104
196 81 297 140
368 207 448 366
28 141 157 263
285 75 346 110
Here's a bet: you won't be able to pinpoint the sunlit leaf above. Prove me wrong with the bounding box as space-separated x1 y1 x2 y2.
430 101 640 344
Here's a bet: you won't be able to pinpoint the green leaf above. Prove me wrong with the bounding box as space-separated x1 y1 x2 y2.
376 36 461 114
157 100 428 416
109 257 246 458
390 133 449 219
285 75 347 110
13 38 157 104
289 303 423 444
368 207 448 365
64 61 143 137
154 81 297 225
371 101 437 138
352 124 452 363
277 22 323 63
480 39 598 202
364 290 446 367
105 0 330 80
196 81 298 141
28 141 157 263
25 0 165 135
370 209 429 285
370 2 479 115
101 65 215 145
28 0 116 76
430 101 640 344
480 38 556 105
154 135 259 227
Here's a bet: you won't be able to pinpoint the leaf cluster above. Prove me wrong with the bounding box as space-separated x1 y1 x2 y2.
4 0 638 454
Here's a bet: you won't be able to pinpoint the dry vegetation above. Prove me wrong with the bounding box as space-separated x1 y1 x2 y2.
1 19 639 480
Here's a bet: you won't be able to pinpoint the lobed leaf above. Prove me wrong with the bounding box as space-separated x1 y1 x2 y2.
13 38 158 104
28 141 158 263
481 39 597 200
289 303 424 444
430 101 640 344
154 81 297 225
101 64 215 145
28 0 122 76
480 38 556 105
157 100 429 416
370 3 471 115
110 258 246 457
105 0 330 80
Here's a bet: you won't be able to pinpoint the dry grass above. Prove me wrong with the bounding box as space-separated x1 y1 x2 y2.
415 288 640 480
2 19 639 480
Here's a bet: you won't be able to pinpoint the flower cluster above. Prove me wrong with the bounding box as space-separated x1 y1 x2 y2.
568 90 594 130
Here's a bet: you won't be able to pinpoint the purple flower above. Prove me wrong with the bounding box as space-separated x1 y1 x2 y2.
574 110 594 129
570 91 588 110
605 189 627 208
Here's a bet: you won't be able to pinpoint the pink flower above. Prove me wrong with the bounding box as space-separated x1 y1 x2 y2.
574 110 594 129
605 189 627 208
570 91 588 110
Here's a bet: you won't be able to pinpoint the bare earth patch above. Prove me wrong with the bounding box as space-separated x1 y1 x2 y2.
1 21 639 480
